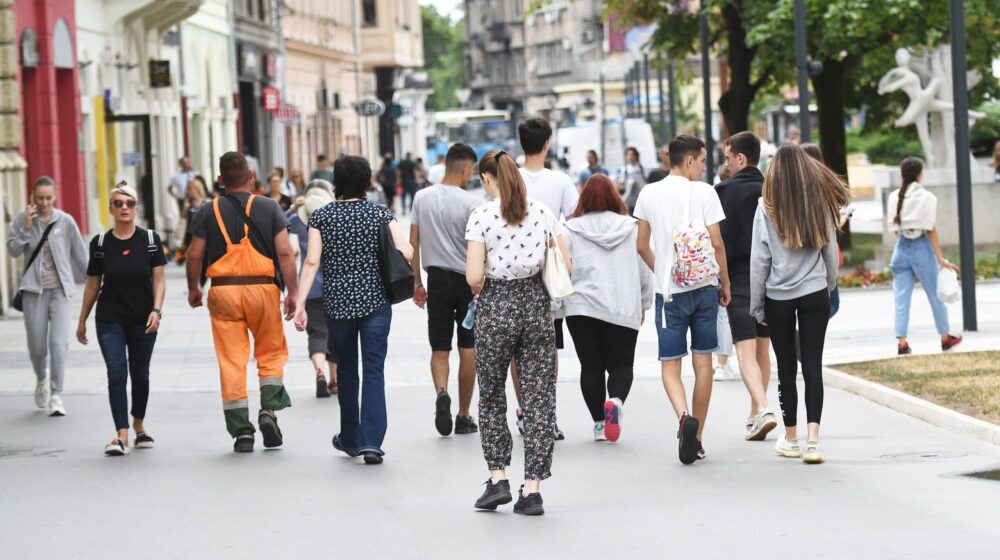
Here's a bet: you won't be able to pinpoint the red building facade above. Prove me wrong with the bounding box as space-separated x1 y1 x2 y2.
13 0 86 229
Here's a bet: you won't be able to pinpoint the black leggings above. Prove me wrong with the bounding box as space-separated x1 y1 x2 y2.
565 316 639 422
765 289 830 427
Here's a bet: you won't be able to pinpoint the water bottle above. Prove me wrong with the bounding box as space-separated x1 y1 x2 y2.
461 299 477 330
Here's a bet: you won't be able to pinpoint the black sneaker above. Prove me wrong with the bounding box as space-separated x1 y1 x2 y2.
134 432 155 449
677 413 700 465
455 415 479 434
474 479 513 510
233 432 255 453
258 410 283 448
332 434 359 457
435 390 453 436
513 486 545 516
363 451 384 465
553 423 566 441
316 377 331 398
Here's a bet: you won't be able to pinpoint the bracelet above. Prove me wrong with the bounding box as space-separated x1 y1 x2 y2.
151 308 162 318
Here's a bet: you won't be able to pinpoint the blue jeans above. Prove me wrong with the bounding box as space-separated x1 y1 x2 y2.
655 286 720 360
326 303 392 455
96 322 157 431
891 234 950 337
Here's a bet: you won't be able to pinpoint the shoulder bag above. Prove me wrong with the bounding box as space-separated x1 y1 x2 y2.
12 221 57 312
377 217 415 304
542 213 574 301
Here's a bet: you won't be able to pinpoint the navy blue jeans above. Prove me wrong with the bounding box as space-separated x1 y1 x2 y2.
326 303 392 455
96 322 157 431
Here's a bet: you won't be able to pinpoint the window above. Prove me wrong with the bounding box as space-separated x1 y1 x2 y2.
534 41 571 76
363 0 377 27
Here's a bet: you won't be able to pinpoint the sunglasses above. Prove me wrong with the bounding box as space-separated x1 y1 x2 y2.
113 199 137 209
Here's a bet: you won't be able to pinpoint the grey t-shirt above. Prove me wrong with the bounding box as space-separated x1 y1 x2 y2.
411 184 483 274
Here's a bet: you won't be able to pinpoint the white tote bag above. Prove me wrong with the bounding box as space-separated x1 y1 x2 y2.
937 268 960 304
542 213 574 300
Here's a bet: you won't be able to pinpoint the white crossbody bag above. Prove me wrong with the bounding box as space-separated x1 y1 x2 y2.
542 212 573 300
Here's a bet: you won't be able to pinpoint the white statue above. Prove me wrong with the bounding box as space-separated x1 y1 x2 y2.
877 45 983 168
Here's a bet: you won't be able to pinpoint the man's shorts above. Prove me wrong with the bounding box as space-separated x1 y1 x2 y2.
427 267 475 351
728 281 770 342
306 298 337 362
654 286 720 360
554 318 565 350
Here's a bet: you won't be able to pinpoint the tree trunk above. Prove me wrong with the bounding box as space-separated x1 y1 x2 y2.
810 58 852 249
717 2 754 135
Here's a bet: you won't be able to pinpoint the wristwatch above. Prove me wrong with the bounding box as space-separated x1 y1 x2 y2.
151 308 162 318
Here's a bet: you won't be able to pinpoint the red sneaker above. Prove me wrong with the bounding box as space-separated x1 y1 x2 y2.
941 335 963 352
603 399 622 443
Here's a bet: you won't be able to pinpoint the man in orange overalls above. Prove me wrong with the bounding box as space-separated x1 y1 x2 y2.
186 152 299 452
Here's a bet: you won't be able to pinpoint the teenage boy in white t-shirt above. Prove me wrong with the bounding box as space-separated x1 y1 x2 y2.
511 117 579 441
634 134 731 465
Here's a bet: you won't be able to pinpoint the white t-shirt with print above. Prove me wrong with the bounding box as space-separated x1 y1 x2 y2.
519 168 579 219
633 174 726 295
465 198 561 281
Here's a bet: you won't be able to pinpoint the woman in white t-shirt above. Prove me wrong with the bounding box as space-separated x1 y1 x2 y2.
466 149 571 516
615 146 646 214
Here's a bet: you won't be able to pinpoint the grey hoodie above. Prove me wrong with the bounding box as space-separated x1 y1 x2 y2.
561 212 654 331
7 208 89 298
749 201 838 322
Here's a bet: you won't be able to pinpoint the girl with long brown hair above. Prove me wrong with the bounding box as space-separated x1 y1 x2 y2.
749 143 850 465
887 156 961 355
466 149 570 515
563 174 653 443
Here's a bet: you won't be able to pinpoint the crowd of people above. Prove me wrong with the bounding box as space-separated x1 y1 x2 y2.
8 114 970 515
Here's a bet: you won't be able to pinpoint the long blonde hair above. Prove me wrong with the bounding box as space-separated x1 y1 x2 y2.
479 150 527 224
763 143 850 249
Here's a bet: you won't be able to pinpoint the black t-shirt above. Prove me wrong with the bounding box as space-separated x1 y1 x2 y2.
715 166 764 281
189 192 289 272
87 228 166 326
398 159 417 181
646 167 670 184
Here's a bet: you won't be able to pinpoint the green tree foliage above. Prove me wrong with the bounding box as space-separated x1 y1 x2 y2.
421 5 466 111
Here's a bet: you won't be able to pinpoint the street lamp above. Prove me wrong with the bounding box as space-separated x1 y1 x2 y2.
794 0 811 143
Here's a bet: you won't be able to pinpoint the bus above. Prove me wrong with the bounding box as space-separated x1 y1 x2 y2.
427 109 513 162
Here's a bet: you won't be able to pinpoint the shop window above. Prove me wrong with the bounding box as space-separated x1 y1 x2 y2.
363 0 377 27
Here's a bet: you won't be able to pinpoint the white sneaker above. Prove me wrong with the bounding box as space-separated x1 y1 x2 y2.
593 422 607 441
48 394 66 417
745 411 777 441
803 441 825 464
713 363 740 381
775 436 802 458
34 379 49 409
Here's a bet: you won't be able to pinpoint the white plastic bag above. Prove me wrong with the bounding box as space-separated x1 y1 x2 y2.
937 268 960 304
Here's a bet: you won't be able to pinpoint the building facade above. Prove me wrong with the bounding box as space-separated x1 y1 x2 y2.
180 0 238 188
283 0 362 177
361 0 423 157
1 0 28 312
232 0 283 179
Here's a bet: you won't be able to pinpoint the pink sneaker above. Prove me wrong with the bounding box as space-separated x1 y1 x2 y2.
603 399 623 443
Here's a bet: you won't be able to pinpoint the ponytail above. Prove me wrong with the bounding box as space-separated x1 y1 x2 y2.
479 150 528 224
895 156 924 226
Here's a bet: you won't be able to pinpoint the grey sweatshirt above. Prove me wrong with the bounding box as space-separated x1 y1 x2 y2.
560 212 654 331
6 209 89 298
749 201 838 322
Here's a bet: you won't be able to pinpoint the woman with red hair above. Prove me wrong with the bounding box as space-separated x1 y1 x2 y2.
562 174 654 443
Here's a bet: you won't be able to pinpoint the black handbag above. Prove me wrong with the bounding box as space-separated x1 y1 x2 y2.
12 221 57 312
377 219 414 304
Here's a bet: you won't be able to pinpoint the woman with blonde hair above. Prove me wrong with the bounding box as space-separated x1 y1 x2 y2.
750 143 850 464
467 150 570 515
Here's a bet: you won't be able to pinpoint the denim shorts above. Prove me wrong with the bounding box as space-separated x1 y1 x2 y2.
655 286 720 360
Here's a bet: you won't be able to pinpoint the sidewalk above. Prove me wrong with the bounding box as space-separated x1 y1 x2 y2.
1 267 999 557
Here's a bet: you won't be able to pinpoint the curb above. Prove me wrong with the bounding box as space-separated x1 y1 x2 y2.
824 366 1000 446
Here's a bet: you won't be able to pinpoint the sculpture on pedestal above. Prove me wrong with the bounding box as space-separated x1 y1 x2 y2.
877 45 983 168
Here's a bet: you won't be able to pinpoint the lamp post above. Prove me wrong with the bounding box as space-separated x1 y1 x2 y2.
949 0 977 331
699 7 714 178
657 54 667 143
794 0 811 143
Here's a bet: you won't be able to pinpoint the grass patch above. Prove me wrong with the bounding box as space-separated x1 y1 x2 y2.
843 232 882 268
835 351 1000 425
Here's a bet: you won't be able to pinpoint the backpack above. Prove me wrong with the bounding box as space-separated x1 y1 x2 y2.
670 183 719 289
95 228 157 259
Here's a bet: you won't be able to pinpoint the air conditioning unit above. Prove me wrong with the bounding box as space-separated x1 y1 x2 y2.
318 88 341 110
581 26 598 45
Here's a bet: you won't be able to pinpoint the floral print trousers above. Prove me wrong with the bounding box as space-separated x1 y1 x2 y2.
474 274 556 481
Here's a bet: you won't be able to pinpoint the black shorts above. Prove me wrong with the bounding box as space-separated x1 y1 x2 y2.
728 281 769 342
554 318 565 350
427 267 475 351
306 298 337 362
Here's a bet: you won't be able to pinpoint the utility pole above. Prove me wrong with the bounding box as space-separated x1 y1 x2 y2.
699 8 714 178
949 0 977 331
643 53 652 124
794 0 811 142
657 54 666 144
668 61 677 138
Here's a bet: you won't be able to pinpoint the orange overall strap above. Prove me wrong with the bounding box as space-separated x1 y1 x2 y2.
212 198 234 246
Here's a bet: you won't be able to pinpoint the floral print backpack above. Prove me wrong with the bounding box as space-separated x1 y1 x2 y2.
671 183 719 288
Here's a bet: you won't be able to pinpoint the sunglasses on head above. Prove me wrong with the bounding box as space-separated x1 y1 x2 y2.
113 199 137 209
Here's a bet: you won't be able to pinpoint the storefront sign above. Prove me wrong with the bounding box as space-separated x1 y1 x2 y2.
275 104 299 125
355 98 386 117
239 44 259 79
149 60 171 88
262 86 280 112
122 152 141 167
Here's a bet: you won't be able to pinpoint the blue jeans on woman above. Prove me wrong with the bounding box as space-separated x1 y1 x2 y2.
326 303 392 455
96 322 157 431
891 234 950 338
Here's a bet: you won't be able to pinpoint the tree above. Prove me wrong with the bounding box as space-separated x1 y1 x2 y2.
421 6 466 111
